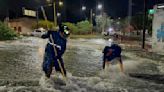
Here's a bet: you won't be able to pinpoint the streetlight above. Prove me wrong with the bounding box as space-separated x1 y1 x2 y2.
142 0 147 49
92 13 95 17
59 1 63 6
82 6 86 11
81 6 93 23
97 4 103 10
57 12 61 17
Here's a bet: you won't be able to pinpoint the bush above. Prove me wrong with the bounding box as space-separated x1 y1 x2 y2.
63 22 78 34
63 20 93 35
76 20 93 34
32 20 54 29
0 22 17 40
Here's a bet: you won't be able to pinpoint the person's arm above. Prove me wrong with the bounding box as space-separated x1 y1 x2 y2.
60 43 66 56
57 40 67 58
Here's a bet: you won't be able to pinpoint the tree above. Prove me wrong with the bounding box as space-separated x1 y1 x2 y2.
76 20 93 34
131 14 153 35
95 13 112 33
131 15 144 30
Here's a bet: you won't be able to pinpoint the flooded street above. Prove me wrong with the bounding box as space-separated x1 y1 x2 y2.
0 37 164 92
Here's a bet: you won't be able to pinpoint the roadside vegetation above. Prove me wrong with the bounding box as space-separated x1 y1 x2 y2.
0 22 17 40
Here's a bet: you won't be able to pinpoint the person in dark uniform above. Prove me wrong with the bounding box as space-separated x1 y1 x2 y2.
102 39 124 72
41 25 70 78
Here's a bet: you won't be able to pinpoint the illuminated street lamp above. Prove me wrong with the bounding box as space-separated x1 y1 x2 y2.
57 12 61 17
92 13 95 16
82 6 86 11
97 4 103 10
59 1 63 6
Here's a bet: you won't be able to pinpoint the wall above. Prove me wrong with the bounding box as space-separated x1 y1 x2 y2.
152 5 164 53
8 17 36 35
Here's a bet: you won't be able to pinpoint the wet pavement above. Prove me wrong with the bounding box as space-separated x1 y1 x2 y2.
0 37 164 92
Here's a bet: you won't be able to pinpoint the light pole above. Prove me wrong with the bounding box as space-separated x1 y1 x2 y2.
36 4 52 29
128 0 132 25
81 6 94 24
53 1 57 27
47 0 63 27
90 9 93 24
36 9 39 28
142 0 147 49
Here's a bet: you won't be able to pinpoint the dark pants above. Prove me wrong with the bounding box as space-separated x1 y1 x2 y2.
42 51 66 78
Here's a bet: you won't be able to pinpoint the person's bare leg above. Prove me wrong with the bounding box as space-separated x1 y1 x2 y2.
118 57 124 72
105 61 111 70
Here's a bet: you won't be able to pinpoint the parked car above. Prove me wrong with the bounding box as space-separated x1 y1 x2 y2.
31 28 46 37
102 28 116 36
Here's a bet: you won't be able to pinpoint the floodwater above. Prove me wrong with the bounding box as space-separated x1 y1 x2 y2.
0 37 164 92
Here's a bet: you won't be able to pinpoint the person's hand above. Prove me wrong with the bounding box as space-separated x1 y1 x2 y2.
56 45 61 50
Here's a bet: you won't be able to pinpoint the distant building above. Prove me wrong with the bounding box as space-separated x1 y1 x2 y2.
8 17 36 35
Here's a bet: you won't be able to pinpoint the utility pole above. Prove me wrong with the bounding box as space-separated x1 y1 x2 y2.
36 9 39 29
90 9 93 24
41 6 49 28
128 0 132 24
128 0 132 36
53 1 57 27
90 9 93 34
142 0 147 49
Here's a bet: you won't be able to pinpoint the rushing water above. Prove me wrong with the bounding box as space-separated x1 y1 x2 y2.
0 37 164 92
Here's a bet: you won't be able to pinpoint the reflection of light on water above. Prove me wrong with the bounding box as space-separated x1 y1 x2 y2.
88 39 106 45
39 51 164 92
39 71 127 92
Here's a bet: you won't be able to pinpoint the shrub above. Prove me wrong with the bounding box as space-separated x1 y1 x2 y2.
0 22 17 40
32 20 54 29
63 20 93 35
62 22 78 34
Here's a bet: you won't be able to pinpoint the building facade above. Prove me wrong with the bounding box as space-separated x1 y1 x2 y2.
8 17 36 35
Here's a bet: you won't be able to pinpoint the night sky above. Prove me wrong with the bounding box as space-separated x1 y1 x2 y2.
0 0 164 22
